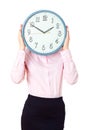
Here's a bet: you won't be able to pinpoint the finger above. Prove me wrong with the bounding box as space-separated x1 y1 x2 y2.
66 26 70 40
67 30 70 40
19 24 23 32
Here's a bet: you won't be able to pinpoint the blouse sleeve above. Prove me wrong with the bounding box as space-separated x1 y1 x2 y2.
60 49 78 84
11 50 25 84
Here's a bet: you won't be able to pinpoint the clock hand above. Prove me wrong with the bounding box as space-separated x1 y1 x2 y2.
32 25 44 33
44 27 54 33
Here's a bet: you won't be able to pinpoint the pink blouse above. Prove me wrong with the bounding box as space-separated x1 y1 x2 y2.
11 48 78 98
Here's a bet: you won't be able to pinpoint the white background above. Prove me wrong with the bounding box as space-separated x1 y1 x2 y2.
0 0 87 130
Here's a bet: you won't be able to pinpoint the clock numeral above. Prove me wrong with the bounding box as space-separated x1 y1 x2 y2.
35 42 38 48
30 22 34 27
51 18 54 23
36 17 40 22
42 45 45 50
27 29 31 35
58 30 62 37
56 23 59 29
43 15 48 21
29 36 33 42
49 43 53 49
55 39 59 44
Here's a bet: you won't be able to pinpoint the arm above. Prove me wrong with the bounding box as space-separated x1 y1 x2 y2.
61 27 78 84
11 25 26 84
61 50 78 84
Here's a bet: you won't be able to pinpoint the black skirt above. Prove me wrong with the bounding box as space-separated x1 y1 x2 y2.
21 95 65 130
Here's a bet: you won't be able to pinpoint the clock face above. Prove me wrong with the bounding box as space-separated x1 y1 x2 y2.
22 10 66 55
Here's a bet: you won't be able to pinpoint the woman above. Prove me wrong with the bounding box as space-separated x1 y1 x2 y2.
11 25 78 130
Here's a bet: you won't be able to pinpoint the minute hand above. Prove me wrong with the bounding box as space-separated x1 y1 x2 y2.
44 27 54 33
32 25 44 33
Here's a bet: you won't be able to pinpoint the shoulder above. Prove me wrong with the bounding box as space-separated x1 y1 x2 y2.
25 48 31 57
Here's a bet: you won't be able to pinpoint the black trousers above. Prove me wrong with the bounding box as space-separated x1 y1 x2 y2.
21 95 65 130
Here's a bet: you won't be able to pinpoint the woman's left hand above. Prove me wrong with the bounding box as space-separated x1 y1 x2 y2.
62 26 70 50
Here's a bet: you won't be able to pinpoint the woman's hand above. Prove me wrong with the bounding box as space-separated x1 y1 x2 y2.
62 26 70 50
18 24 25 50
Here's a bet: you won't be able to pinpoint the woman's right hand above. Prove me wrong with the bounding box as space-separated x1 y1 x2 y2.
18 24 25 50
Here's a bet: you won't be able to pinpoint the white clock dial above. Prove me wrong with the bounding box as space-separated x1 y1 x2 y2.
22 10 66 55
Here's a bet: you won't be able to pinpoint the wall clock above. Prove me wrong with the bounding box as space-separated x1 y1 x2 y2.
22 10 66 55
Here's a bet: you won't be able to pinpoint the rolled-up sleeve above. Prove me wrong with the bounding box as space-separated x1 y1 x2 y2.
11 50 25 84
60 49 78 84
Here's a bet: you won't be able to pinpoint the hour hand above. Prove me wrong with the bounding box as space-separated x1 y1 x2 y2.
32 25 44 33
44 27 54 33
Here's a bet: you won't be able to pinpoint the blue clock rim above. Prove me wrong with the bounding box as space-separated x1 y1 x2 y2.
22 9 67 56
